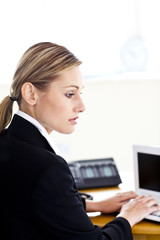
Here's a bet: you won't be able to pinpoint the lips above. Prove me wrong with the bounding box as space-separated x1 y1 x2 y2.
69 117 78 125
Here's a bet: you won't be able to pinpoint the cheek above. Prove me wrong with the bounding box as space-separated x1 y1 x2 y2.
37 95 71 121
40 98 57 113
44 104 67 122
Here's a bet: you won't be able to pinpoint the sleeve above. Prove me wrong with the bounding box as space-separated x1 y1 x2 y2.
31 156 133 240
80 196 86 210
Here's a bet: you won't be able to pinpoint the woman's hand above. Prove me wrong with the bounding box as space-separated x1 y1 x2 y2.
86 191 160 227
86 191 138 213
117 195 160 227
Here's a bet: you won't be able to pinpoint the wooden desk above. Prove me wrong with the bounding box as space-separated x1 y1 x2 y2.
80 186 160 240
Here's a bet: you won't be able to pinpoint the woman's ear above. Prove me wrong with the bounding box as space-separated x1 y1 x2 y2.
21 82 38 105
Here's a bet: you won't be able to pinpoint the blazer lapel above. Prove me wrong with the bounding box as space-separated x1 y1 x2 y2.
8 114 55 153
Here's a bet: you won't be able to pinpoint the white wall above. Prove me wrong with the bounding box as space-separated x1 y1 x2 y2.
1 77 160 173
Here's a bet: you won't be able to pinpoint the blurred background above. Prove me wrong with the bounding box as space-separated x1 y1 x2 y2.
1 0 160 173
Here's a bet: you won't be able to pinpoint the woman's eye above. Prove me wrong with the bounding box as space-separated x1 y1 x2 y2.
66 93 74 98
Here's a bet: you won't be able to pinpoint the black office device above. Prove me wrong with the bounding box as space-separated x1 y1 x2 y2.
68 158 122 189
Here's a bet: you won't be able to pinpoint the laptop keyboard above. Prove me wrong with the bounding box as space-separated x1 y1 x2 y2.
151 211 160 217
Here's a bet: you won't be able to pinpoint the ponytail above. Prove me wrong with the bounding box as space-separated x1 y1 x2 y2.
0 96 15 133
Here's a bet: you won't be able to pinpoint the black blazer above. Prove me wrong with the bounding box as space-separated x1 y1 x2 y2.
0 114 133 240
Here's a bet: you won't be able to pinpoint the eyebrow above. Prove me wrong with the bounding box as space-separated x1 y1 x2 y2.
64 85 84 90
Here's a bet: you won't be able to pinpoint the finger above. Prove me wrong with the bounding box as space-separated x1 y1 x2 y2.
147 198 159 207
138 195 159 206
117 191 138 202
133 195 159 212
147 205 160 216
134 195 146 201
136 195 145 199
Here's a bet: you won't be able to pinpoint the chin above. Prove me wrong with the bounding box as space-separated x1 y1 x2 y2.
61 127 75 135
65 130 75 135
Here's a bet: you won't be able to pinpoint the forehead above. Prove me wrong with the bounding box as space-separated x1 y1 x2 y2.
52 66 84 89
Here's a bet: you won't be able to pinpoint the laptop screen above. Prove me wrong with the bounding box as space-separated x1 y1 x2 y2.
138 152 160 192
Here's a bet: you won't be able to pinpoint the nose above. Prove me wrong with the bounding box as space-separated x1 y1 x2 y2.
79 100 85 113
74 96 85 113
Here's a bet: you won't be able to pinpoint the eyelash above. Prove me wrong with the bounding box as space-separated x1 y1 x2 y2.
65 93 75 98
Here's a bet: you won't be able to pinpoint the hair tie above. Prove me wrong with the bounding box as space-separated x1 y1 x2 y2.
9 96 16 102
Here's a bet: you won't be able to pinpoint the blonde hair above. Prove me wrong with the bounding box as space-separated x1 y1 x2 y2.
0 42 81 133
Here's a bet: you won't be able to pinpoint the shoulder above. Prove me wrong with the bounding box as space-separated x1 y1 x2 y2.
1 126 58 166
33 153 73 190
14 137 71 184
32 153 81 207
0 127 71 187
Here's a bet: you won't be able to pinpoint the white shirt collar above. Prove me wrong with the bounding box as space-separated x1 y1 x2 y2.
16 110 63 157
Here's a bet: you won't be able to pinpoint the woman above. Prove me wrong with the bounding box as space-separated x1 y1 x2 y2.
0 42 159 240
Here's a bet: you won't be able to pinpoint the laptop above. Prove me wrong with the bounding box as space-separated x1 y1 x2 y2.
133 144 160 222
